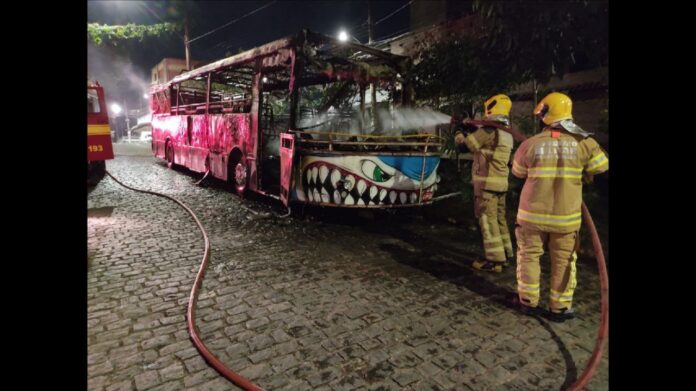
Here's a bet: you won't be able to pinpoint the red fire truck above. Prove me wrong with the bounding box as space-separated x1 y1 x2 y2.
88 81 114 185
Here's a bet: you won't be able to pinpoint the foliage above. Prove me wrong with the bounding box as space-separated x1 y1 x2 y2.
87 22 181 46
407 1 607 122
411 36 522 117
473 0 608 83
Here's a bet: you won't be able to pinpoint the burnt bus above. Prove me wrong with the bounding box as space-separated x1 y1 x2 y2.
150 30 442 208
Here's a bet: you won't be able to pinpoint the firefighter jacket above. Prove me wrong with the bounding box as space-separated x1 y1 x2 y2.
458 126 514 196
511 128 609 233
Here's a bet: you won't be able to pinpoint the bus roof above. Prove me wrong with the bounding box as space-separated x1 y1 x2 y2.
150 30 408 93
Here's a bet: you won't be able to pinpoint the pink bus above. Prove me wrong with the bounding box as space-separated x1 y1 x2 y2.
150 30 442 208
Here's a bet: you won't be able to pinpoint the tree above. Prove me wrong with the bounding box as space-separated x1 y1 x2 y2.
407 0 608 143
87 1 205 118
473 0 608 84
408 35 525 157
87 0 202 55
411 36 523 118
87 22 181 46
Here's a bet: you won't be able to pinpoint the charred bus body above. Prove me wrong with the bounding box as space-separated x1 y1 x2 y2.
150 30 442 208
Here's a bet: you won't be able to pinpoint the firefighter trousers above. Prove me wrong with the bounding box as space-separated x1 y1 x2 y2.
515 226 579 312
474 191 514 263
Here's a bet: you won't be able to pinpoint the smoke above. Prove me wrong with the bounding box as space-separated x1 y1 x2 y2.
137 113 152 125
263 136 280 157
87 42 152 114
297 106 451 138
378 107 451 134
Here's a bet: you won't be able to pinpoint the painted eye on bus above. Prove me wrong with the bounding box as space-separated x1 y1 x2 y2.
361 160 392 182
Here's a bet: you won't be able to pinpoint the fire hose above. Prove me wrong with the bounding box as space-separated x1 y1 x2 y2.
104 170 266 391
464 119 608 391
103 118 606 390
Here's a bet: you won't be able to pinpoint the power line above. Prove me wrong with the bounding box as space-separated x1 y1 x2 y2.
349 0 412 30
203 2 348 55
187 1 278 45
373 16 447 43
201 0 414 57
375 0 412 25
348 0 413 43
141 2 184 39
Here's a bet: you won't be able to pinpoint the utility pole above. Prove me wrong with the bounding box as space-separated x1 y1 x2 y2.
184 15 191 70
367 0 374 45
532 78 538 133
124 98 131 143
367 0 379 131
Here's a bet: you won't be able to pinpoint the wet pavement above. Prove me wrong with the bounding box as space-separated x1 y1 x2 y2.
87 142 608 390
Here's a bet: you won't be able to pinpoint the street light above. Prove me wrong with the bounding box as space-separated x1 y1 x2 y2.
143 93 148 99
338 30 361 44
110 103 123 115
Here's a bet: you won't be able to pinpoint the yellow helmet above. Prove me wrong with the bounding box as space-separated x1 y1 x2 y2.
534 92 573 125
484 94 511 124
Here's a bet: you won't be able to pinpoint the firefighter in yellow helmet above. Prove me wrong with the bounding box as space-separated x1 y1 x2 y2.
454 94 516 272
511 92 608 322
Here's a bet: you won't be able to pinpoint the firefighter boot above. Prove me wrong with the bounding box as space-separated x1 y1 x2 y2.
546 308 576 323
472 260 504 273
507 293 543 317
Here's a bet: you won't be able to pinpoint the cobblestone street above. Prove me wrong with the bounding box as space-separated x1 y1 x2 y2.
87 144 608 390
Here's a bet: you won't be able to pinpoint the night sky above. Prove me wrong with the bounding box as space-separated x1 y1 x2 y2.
88 0 411 101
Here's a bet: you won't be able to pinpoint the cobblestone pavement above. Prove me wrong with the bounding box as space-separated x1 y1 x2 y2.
88 147 608 390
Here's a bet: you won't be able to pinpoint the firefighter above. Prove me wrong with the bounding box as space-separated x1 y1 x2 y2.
511 92 608 322
454 94 515 273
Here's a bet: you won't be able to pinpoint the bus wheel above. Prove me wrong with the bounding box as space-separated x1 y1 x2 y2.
234 160 248 195
166 142 174 169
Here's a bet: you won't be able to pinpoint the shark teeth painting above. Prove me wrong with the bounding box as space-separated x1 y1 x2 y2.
297 155 440 207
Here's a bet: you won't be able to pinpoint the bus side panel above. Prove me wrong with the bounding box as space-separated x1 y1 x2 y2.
152 114 188 167
175 117 188 167
151 114 169 159
279 133 295 206
189 115 209 173
207 113 225 180
207 113 251 181
152 114 184 162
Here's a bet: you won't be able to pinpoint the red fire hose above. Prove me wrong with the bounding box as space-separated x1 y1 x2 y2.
104 119 607 390
104 170 265 391
465 120 609 390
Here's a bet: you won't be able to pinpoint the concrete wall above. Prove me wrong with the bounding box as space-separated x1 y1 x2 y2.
510 97 606 131
509 67 608 134
151 58 206 84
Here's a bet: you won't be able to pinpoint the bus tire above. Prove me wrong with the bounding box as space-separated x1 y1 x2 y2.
228 150 247 195
165 141 175 169
233 160 248 195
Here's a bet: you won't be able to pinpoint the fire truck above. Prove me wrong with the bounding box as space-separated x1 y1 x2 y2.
87 81 114 185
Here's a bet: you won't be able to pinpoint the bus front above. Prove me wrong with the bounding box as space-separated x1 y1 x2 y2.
285 33 445 208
